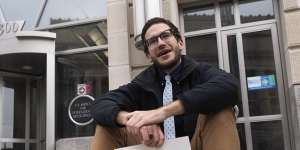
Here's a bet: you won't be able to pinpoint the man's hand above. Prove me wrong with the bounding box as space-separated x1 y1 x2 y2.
116 101 184 146
140 125 164 147
126 108 167 130
117 111 165 147
126 100 185 129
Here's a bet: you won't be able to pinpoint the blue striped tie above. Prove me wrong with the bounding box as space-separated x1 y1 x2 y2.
163 75 176 140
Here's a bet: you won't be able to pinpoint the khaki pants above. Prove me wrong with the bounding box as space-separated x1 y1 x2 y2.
91 107 240 150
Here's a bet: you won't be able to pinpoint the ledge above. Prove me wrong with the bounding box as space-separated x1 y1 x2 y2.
16 31 56 39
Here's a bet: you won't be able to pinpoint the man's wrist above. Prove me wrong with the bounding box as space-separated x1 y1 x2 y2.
116 111 129 125
161 100 184 118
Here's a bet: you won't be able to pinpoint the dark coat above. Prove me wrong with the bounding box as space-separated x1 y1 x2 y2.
91 56 239 137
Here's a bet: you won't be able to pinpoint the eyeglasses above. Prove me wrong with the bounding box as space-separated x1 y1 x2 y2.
145 29 174 49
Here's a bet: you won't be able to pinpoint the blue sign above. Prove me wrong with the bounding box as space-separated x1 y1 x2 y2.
247 75 276 91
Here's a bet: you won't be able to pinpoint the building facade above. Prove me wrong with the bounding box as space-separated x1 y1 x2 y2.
0 0 300 150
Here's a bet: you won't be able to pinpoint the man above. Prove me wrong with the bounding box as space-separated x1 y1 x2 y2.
91 17 240 150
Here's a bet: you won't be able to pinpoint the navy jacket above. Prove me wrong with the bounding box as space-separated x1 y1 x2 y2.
91 56 239 138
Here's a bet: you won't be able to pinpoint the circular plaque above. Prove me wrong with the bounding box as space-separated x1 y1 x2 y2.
68 95 95 126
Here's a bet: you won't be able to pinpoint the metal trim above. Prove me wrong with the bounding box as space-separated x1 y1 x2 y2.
55 45 108 56
34 17 106 31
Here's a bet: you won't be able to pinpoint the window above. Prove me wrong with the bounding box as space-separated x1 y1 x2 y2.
49 21 107 51
185 34 219 67
239 0 275 23
55 51 108 138
39 0 107 26
183 5 215 32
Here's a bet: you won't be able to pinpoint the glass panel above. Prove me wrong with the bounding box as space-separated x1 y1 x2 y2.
0 0 41 29
239 0 275 23
220 1 235 26
30 80 38 138
237 124 247 150
251 121 284 150
186 34 219 67
0 143 25 150
242 30 280 116
49 21 107 51
30 143 37 150
0 53 46 76
183 5 215 32
0 76 26 138
39 0 107 26
227 35 243 116
56 51 108 138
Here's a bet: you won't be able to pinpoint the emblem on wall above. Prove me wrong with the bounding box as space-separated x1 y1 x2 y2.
68 84 94 126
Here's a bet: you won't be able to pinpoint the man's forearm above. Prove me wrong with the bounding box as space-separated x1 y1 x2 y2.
161 100 185 118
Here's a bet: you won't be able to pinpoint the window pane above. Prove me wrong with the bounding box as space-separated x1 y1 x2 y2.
251 121 284 150
237 124 247 150
0 143 25 150
186 34 219 67
0 77 26 138
39 0 106 26
0 0 41 29
227 35 243 117
0 53 46 76
56 51 108 138
239 0 275 23
30 143 37 150
49 21 107 51
242 30 280 116
220 1 235 26
183 5 215 32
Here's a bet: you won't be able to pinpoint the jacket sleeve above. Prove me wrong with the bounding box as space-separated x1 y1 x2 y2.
177 63 239 114
91 82 141 127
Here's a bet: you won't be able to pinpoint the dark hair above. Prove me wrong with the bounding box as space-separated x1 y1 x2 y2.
141 17 181 54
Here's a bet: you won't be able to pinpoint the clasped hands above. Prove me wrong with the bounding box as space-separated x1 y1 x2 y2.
117 108 168 147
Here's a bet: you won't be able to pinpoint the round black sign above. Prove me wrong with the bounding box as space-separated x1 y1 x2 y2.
68 95 94 126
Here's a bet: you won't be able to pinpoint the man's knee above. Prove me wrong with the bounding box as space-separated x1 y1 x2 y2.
192 107 240 150
91 124 125 150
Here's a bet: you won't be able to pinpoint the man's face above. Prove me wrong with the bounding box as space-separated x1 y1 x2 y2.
145 23 184 70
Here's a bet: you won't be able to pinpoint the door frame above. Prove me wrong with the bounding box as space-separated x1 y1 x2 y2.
0 31 56 150
221 23 290 150
0 71 44 150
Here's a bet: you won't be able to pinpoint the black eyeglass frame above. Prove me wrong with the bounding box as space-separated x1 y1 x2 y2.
144 28 175 49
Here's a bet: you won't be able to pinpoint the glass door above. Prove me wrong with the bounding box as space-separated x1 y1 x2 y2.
221 23 289 150
0 73 45 150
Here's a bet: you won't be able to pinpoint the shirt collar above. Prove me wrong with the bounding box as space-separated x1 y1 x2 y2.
157 58 184 82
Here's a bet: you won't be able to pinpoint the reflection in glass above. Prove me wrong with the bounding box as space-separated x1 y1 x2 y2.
30 80 38 139
251 121 284 150
0 53 46 76
239 0 274 23
50 21 107 51
0 77 26 138
183 5 215 32
227 35 243 117
39 0 107 26
0 0 41 29
30 143 37 150
186 34 219 67
56 51 108 138
237 124 247 150
220 1 235 26
242 30 280 116
0 143 25 150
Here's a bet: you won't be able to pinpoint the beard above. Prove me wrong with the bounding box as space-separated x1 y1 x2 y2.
152 48 182 70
